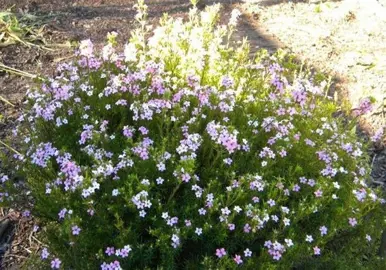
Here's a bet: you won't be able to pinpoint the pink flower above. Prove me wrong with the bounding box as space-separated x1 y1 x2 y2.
243 223 251 233
353 97 373 116
105 247 115 256
221 76 234 88
181 173 191 183
233 254 243 265
123 126 134 138
41 247 49 259
138 126 149 135
87 209 95 216
313 246 321 255
267 199 276 207
314 189 323 198
51 258 61 269
22 210 31 217
72 225 81 235
371 127 384 142
349 217 357 227
216 248 226 258
320 226 328 236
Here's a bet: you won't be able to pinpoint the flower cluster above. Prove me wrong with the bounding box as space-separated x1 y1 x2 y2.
1 1 385 269
265 240 287 261
353 97 374 116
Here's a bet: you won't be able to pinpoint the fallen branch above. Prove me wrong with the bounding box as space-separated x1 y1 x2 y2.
0 62 40 79
371 179 385 186
0 139 22 156
0 95 15 107
31 235 44 246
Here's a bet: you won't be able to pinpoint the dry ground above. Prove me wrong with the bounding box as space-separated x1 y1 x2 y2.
242 0 386 131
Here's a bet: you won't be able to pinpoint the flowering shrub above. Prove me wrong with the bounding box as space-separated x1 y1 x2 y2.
1 1 386 269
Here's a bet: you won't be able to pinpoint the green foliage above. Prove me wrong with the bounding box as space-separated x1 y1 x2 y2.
1 2 385 269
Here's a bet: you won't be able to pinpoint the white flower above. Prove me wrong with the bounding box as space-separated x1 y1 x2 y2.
124 43 137 62
102 44 115 61
221 207 231 216
162 212 169 219
333 182 340 189
141 179 150 185
229 9 241 26
172 234 179 242
267 199 275 207
306 235 313 243
281 206 290 214
285 238 294 247
244 248 252 257
198 208 206 215
123 245 132 252
283 218 290 226
234 206 242 213
320 226 328 236
366 234 372 241
156 177 164 185
195 227 203 236
79 39 93 57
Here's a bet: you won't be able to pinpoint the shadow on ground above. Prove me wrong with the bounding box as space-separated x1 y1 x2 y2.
256 0 343 7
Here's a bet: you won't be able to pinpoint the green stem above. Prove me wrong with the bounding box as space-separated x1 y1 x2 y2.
167 183 182 204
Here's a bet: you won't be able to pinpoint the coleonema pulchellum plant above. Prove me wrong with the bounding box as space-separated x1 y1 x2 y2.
0 1 385 269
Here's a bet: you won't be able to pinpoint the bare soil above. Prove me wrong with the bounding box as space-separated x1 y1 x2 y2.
242 0 386 131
